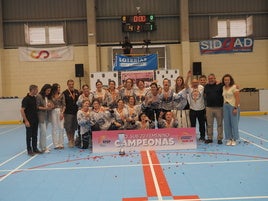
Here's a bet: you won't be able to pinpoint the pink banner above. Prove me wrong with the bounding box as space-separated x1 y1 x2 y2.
92 128 196 153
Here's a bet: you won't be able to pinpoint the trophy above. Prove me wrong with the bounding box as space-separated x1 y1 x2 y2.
118 133 125 155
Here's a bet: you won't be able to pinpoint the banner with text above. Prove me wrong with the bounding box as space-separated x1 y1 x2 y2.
199 37 254 54
92 128 196 153
19 46 74 61
113 54 158 71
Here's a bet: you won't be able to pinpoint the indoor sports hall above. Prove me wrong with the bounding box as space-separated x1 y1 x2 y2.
0 0 268 201
0 114 268 201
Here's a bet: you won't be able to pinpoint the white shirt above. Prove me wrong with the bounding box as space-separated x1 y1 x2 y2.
187 85 205 111
222 85 239 106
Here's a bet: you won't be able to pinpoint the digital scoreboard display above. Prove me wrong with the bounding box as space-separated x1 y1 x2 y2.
121 15 156 32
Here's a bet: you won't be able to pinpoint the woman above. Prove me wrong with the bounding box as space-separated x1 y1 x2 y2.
111 99 128 130
119 78 135 104
51 83 65 149
77 100 92 149
137 112 155 129
76 84 93 147
77 84 93 109
90 99 113 131
106 80 120 109
158 111 179 128
159 78 174 112
142 82 161 121
92 80 108 106
134 80 148 105
125 96 141 130
36 84 53 153
172 76 190 128
222 74 240 146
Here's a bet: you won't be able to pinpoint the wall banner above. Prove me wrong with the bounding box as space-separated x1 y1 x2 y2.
199 37 254 54
92 128 196 153
19 46 74 61
113 54 158 71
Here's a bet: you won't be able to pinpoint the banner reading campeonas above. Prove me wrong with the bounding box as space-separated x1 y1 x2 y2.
92 128 196 153
19 46 74 61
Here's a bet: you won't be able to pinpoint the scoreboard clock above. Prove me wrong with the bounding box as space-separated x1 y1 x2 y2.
121 15 156 32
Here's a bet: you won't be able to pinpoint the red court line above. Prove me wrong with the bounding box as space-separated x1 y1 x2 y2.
149 150 172 196
122 197 148 201
173 195 200 200
123 150 200 201
140 151 157 197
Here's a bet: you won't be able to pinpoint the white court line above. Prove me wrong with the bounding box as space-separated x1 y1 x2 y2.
151 195 268 200
0 125 23 136
1 158 266 173
0 134 52 168
0 151 26 167
241 137 268 152
146 150 163 201
0 154 38 182
252 116 268 121
240 129 268 143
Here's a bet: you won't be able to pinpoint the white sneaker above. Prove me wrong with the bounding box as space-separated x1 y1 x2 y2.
44 148 50 153
231 140 236 146
226 140 232 146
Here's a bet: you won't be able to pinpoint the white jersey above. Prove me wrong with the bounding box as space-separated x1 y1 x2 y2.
187 85 205 111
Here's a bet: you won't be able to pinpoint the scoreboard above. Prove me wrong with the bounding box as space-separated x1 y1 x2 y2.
121 15 156 32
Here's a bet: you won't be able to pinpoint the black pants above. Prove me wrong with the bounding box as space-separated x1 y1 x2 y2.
189 109 206 138
25 121 38 151
81 131 92 149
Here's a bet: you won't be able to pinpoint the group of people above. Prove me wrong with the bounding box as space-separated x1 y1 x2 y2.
20 71 240 156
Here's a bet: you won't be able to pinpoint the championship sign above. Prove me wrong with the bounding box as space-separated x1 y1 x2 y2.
92 128 196 153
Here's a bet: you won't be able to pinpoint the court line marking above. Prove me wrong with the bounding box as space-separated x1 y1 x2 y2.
0 151 26 167
146 150 163 200
150 151 172 196
240 137 268 152
0 158 266 173
0 135 53 168
156 195 268 200
0 125 23 136
141 151 157 196
240 129 268 143
0 154 38 182
251 116 268 121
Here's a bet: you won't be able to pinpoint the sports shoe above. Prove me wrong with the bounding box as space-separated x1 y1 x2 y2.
33 149 43 154
27 150 35 156
226 140 232 146
217 140 223 144
231 140 236 146
205 139 213 144
199 137 205 142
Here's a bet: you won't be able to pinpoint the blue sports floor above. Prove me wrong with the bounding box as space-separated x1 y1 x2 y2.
0 115 268 201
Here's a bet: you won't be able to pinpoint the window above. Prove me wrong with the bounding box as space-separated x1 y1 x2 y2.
210 16 253 38
24 24 65 45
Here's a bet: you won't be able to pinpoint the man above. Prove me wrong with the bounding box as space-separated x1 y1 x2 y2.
21 85 42 156
122 36 132 55
204 73 224 144
62 79 80 147
186 71 206 141
199 75 207 87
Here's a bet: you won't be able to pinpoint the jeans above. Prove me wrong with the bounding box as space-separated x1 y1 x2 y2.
223 103 240 140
